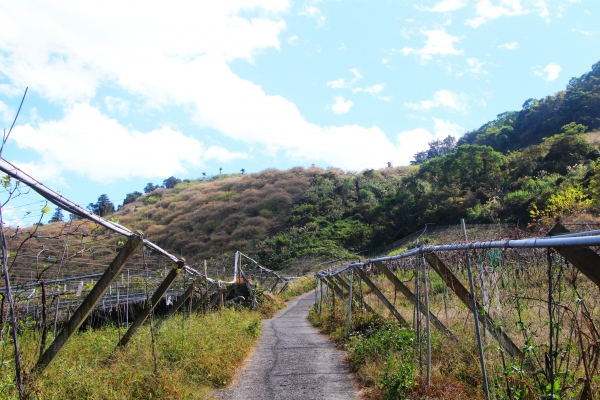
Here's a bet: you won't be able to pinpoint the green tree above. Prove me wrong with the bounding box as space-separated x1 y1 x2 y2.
87 194 115 217
49 207 64 223
163 176 181 189
144 183 158 193
123 191 142 206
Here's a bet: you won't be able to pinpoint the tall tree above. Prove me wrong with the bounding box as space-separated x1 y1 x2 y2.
49 207 64 223
87 194 115 217
144 183 157 193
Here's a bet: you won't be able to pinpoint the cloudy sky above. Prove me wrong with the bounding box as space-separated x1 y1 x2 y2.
0 0 598 217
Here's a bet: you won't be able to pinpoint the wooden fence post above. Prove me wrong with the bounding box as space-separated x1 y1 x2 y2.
423 252 522 359
191 282 216 313
548 223 600 288
334 275 375 313
165 279 196 318
352 266 409 326
373 261 453 337
35 234 143 373
116 260 185 348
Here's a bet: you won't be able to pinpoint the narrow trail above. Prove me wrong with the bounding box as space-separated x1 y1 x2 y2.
214 291 357 400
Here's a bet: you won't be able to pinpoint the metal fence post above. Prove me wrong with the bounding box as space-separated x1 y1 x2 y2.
462 219 490 400
345 269 354 339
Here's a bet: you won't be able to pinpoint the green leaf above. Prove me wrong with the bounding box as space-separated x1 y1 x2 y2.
1 175 10 188
41 205 51 214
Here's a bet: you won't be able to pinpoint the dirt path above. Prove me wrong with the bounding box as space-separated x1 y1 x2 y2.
214 291 357 400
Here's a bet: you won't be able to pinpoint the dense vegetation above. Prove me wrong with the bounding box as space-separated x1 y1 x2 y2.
66 61 600 272
459 60 600 152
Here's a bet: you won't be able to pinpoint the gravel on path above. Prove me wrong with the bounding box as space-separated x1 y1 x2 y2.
214 291 357 400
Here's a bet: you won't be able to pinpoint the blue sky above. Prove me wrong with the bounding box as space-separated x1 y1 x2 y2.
0 0 599 222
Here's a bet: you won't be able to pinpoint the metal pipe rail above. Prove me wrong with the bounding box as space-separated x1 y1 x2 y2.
345 235 600 268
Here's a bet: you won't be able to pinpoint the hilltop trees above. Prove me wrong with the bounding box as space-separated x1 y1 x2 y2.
144 183 158 193
87 194 115 217
412 135 457 164
163 176 181 189
49 207 64 223
459 60 600 152
123 191 142 206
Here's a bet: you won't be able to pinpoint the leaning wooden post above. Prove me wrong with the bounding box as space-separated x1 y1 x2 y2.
116 260 185 348
335 274 375 313
35 234 143 373
373 261 453 337
191 282 216 313
423 251 522 359
353 266 409 326
166 279 196 318
548 223 600 288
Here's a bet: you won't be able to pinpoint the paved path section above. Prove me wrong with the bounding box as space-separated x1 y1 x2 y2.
215 291 357 400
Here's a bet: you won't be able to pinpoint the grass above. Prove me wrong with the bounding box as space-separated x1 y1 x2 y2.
311 252 600 399
1 308 265 399
278 276 315 301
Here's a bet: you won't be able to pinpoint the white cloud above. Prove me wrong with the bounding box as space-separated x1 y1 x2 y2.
287 35 299 45
326 68 363 89
104 96 129 115
419 0 468 12
461 57 488 75
466 0 527 28
349 68 363 83
330 96 353 114
535 1 550 22
397 119 463 164
397 128 434 163
404 90 469 113
0 100 15 123
399 28 463 62
299 5 326 27
0 1 415 173
203 146 248 162
11 103 205 182
326 78 346 89
433 118 462 138
572 28 598 36
533 62 562 82
498 41 519 50
352 84 385 94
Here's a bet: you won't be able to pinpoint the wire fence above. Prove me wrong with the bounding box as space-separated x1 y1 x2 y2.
315 221 600 399
0 157 291 385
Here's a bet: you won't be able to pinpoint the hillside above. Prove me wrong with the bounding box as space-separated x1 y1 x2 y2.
112 167 412 272
50 60 600 272
458 60 600 152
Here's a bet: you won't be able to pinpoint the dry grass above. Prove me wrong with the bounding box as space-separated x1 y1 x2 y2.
1 308 264 399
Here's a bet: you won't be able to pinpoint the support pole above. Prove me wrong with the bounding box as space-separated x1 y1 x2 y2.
421 254 431 387
117 260 184 348
345 269 354 339
461 218 490 400
335 274 375 313
424 252 522 358
352 266 408 326
373 261 453 337
35 234 143 373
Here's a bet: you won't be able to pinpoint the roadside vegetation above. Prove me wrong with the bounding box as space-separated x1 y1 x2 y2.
0 308 264 399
